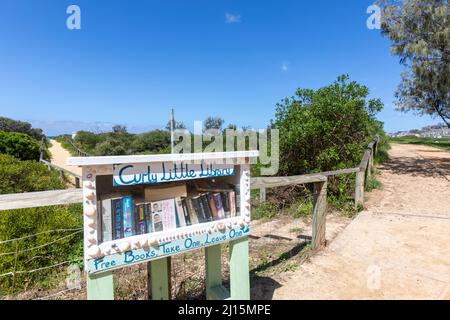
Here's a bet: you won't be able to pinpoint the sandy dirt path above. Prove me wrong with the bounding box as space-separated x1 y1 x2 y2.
272 143 450 300
48 139 82 177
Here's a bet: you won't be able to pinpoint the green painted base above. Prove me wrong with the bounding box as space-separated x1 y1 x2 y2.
86 271 114 300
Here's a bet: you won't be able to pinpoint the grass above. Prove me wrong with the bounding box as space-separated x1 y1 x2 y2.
390 136 450 151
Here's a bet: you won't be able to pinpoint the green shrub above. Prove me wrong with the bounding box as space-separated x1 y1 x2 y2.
0 117 44 141
0 154 64 194
0 131 41 161
0 204 83 295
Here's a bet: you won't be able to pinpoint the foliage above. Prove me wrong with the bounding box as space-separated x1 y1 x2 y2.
378 0 450 127
0 204 83 294
204 116 225 131
0 131 41 161
165 120 186 131
0 154 65 194
365 176 383 192
271 75 384 177
251 202 277 220
390 135 450 151
0 116 44 141
55 127 171 156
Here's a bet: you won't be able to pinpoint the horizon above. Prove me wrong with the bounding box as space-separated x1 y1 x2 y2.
0 0 444 136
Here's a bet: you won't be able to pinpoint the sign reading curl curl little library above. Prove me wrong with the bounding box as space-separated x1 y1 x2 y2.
113 162 235 186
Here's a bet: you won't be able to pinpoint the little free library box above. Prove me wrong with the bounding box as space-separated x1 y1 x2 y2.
67 151 259 300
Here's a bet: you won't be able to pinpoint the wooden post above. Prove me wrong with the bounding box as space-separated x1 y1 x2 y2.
312 180 327 250
205 244 223 300
259 187 266 203
355 169 365 208
87 271 114 300
149 257 171 300
367 149 373 179
229 237 250 300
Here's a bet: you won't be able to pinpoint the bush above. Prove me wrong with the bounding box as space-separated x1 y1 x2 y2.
0 204 83 295
0 117 44 141
271 75 385 198
0 131 41 161
0 154 65 194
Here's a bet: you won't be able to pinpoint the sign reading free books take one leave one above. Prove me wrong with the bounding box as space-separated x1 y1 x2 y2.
113 161 235 186
88 223 250 273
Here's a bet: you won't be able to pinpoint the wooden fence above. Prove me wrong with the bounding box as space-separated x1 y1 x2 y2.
1 135 380 252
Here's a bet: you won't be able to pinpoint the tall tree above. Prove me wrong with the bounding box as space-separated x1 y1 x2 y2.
204 116 225 131
378 0 450 127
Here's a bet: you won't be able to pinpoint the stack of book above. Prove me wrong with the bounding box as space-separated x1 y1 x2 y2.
98 181 239 243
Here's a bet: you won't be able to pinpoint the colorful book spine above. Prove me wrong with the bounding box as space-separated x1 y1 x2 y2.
229 191 237 217
145 203 153 233
161 199 177 231
186 198 199 225
221 192 231 218
136 204 147 235
208 193 220 220
192 196 206 223
213 193 225 219
200 194 213 221
181 199 192 226
151 201 164 232
100 198 112 242
112 198 123 240
122 196 133 237
175 197 187 227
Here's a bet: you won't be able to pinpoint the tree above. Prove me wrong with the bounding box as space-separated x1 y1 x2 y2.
165 120 186 131
204 117 225 131
271 75 384 177
378 0 450 127
0 117 44 140
112 125 128 133
0 131 41 161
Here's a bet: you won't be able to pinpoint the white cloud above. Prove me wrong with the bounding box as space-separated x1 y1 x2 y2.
281 61 289 72
225 13 241 24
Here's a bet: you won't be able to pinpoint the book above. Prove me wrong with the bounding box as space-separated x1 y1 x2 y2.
213 193 225 219
200 194 213 221
181 199 192 226
122 196 134 237
144 184 187 202
220 192 231 218
151 199 177 232
191 196 206 223
112 198 123 240
175 197 187 227
145 203 153 233
134 201 147 235
207 193 220 220
100 197 113 242
185 198 198 225
229 191 237 217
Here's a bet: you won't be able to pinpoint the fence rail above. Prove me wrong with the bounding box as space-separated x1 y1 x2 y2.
1 135 380 249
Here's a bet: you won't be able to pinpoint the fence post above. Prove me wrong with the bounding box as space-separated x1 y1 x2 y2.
312 179 327 250
355 169 365 208
87 271 114 300
205 244 223 300
259 187 266 203
367 149 373 179
148 257 171 300
229 237 250 300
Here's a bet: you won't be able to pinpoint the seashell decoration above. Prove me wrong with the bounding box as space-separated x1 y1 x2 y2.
87 245 101 258
86 217 95 228
217 223 226 233
84 181 95 189
84 207 96 217
148 238 159 249
87 236 97 245
85 191 95 201
139 238 148 248
119 242 131 252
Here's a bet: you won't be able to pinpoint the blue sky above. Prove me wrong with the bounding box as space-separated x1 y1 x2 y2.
0 0 443 136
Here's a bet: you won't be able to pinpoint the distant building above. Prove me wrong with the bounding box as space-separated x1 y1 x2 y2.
389 124 450 138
